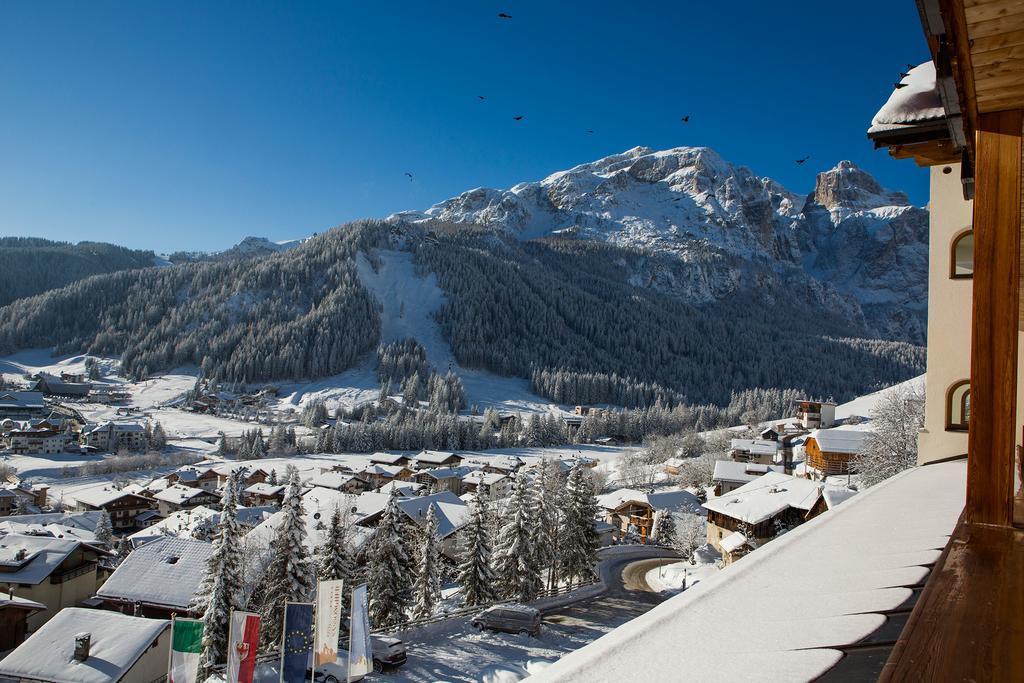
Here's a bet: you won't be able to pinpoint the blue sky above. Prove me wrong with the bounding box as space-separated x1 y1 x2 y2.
0 1 931 252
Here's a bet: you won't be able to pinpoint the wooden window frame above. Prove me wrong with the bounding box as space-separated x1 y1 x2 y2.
950 228 975 279
946 380 970 432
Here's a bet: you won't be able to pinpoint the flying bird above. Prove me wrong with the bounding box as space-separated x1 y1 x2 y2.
795 156 810 165
477 95 486 100
498 12 512 19
586 129 594 134
404 172 413 181
680 115 690 123
513 115 524 121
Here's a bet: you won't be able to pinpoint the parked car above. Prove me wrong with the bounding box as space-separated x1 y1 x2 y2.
371 635 408 671
471 604 542 636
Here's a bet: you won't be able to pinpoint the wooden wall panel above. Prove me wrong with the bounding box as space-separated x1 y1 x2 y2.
966 109 1023 527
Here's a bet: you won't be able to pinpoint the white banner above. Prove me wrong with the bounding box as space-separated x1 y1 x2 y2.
314 580 345 668
347 584 373 681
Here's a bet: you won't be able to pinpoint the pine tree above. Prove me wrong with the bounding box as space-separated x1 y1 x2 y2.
251 429 267 458
492 472 542 602
411 504 442 619
558 465 600 587
150 421 167 450
267 468 278 486
652 509 677 546
457 494 498 607
317 505 356 610
532 459 560 591
366 492 414 629
95 509 114 547
215 432 229 456
258 467 314 647
195 471 245 675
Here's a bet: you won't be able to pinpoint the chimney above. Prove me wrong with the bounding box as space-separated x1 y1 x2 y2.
73 633 91 662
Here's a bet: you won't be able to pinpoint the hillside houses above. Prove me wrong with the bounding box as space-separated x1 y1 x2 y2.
0 534 107 630
80 422 146 453
804 428 871 478
412 449 463 469
96 536 212 618
30 373 91 399
597 488 701 542
70 487 156 531
703 472 825 564
0 608 171 683
0 391 47 421
712 461 787 496
152 484 220 516
242 482 286 506
461 470 512 498
728 438 779 464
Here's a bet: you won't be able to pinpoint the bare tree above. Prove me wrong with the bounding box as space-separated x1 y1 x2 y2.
852 383 925 487
673 514 706 564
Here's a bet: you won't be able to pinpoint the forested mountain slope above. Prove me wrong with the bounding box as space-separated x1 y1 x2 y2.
393 146 929 344
0 220 922 406
0 237 157 306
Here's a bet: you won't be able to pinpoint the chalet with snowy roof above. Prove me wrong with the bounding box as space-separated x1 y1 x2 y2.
377 480 426 496
244 487 376 559
793 399 836 429
166 465 220 492
153 483 220 516
0 510 104 538
309 471 371 494
241 482 286 507
728 438 780 465
662 457 687 475
0 484 48 516
357 463 413 488
462 455 522 474
96 536 213 618
369 452 412 467
0 391 47 421
597 488 701 542
712 460 787 496
3 419 72 455
0 534 106 630
30 372 92 398
0 608 171 683
461 470 512 498
414 465 475 495
0 590 45 651
703 471 824 564
211 463 270 489
71 486 156 531
804 428 870 478
395 492 470 559
412 449 462 469
80 422 146 452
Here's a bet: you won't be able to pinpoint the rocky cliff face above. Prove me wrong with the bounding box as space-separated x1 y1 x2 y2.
392 146 928 343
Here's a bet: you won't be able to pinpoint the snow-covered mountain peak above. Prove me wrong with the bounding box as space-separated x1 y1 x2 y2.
812 160 910 221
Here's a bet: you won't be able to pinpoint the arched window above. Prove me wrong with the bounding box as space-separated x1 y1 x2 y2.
947 380 970 431
951 230 973 279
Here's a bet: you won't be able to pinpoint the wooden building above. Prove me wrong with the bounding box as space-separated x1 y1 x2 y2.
803 429 869 478
866 2 1024 678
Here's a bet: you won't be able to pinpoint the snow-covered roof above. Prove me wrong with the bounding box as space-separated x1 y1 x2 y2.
729 438 778 456
869 61 946 133
0 391 45 409
155 483 219 505
419 465 475 480
244 482 285 496
377 480 425 496
395 491 469 539
358 463 408 477
245 487 375 554
713 460 787 484
462 470 508 486
97 536 212 609
0 520 99 543
414 449 460 464
369 452 408 465
719 531 748 553
0 534 85 584
597 488 702 514
0 607 169 683
809 428 870 455
309 472 361 490
0 592 46 612
0 510 103 534
703 472 822 524
822 487 859 510
530 459 967 683
71 484 149 508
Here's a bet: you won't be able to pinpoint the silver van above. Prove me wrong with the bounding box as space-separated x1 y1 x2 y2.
471 604 542 636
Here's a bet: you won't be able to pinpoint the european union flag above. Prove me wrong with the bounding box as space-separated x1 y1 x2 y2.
281 602 314 683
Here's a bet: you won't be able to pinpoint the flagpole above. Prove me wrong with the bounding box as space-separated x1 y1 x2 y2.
346 600 353 683
310 590 316 683
279 602 288 683
167 612 177 683
227 607 234 683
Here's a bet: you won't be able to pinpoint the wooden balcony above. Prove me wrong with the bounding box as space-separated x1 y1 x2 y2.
878 518 1024 681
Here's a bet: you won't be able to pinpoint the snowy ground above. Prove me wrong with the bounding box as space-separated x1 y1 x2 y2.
386 548 678 682
643 546 722 593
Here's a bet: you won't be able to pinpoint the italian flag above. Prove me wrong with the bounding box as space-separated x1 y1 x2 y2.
168 618 204 683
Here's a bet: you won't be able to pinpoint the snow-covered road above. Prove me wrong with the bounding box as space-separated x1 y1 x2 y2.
381 547 680 682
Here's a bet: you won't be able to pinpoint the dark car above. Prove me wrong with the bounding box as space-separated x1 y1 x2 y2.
471 604 542 636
